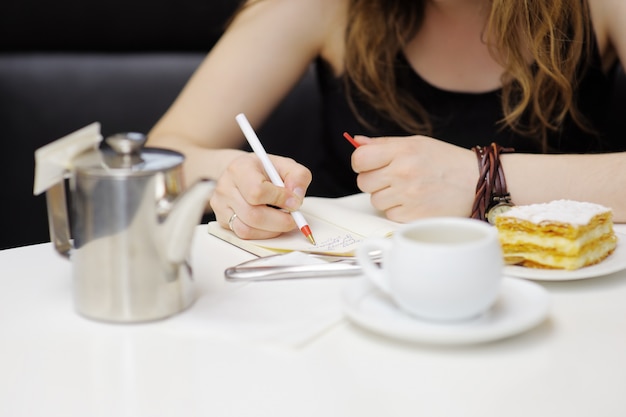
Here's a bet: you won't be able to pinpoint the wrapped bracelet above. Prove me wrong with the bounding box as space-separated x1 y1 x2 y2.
470 143 515 223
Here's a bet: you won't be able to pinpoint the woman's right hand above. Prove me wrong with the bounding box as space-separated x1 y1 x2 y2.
209 152 313 240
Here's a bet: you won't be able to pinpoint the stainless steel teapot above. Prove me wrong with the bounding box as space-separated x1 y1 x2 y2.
34 123 215 322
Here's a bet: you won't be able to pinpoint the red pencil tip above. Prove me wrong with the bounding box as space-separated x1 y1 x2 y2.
300 225 316 245
343 132 360 148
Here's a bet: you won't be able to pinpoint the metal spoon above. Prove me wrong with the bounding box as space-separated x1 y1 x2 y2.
224 253 380 282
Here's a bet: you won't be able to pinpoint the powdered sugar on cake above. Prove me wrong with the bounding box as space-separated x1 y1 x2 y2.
499 199 612 225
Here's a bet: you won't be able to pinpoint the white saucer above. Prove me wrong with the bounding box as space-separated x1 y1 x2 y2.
342 277 550 345
504 232 626 281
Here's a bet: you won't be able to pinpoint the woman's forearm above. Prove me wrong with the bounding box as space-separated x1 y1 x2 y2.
503 152 626 222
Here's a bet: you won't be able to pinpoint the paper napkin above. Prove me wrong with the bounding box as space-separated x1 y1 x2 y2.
164 250 355 349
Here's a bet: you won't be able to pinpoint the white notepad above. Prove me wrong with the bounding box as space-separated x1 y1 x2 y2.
207 193 401 256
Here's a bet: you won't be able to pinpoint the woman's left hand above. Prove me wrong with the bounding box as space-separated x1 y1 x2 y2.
351 135 478 222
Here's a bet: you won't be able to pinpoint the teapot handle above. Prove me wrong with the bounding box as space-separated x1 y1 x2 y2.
46 182 71 258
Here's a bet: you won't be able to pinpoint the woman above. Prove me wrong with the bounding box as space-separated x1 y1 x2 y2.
147 0 626 239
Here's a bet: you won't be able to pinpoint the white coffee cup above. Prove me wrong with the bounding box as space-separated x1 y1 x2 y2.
356 217 503 322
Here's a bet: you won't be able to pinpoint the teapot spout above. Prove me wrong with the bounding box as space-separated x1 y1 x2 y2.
160 179 215 265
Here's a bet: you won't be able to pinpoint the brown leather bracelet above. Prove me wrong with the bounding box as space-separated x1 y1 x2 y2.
470 143 514 222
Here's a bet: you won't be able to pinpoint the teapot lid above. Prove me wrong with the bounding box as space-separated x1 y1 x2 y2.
72 132 184 176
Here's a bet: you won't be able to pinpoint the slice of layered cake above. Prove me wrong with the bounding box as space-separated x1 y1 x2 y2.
494 200 617 270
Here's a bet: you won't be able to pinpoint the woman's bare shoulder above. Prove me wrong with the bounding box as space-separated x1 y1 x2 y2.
235 0 347 68
588 0 626 60
236 0 347 34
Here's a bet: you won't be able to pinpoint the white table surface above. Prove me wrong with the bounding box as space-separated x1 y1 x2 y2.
1 224 626 417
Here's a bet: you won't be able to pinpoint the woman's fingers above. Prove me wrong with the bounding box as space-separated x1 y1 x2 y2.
235 154 311 210
352 135 477 220
209 152 312 239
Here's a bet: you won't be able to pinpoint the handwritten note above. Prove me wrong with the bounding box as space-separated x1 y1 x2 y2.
251 216 366 256
207 193 401 257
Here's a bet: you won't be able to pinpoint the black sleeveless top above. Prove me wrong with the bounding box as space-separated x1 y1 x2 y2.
305 32 622 197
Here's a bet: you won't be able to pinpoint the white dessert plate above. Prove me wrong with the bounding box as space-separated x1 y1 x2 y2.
342 277 550 345
503 232 626 281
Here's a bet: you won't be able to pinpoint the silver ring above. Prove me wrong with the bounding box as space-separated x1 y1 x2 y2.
228 212 238 232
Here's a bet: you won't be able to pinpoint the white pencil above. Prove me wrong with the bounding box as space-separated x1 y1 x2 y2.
235 113 316 245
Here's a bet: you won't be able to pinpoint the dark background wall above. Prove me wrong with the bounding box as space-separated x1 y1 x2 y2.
0 0 239 52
